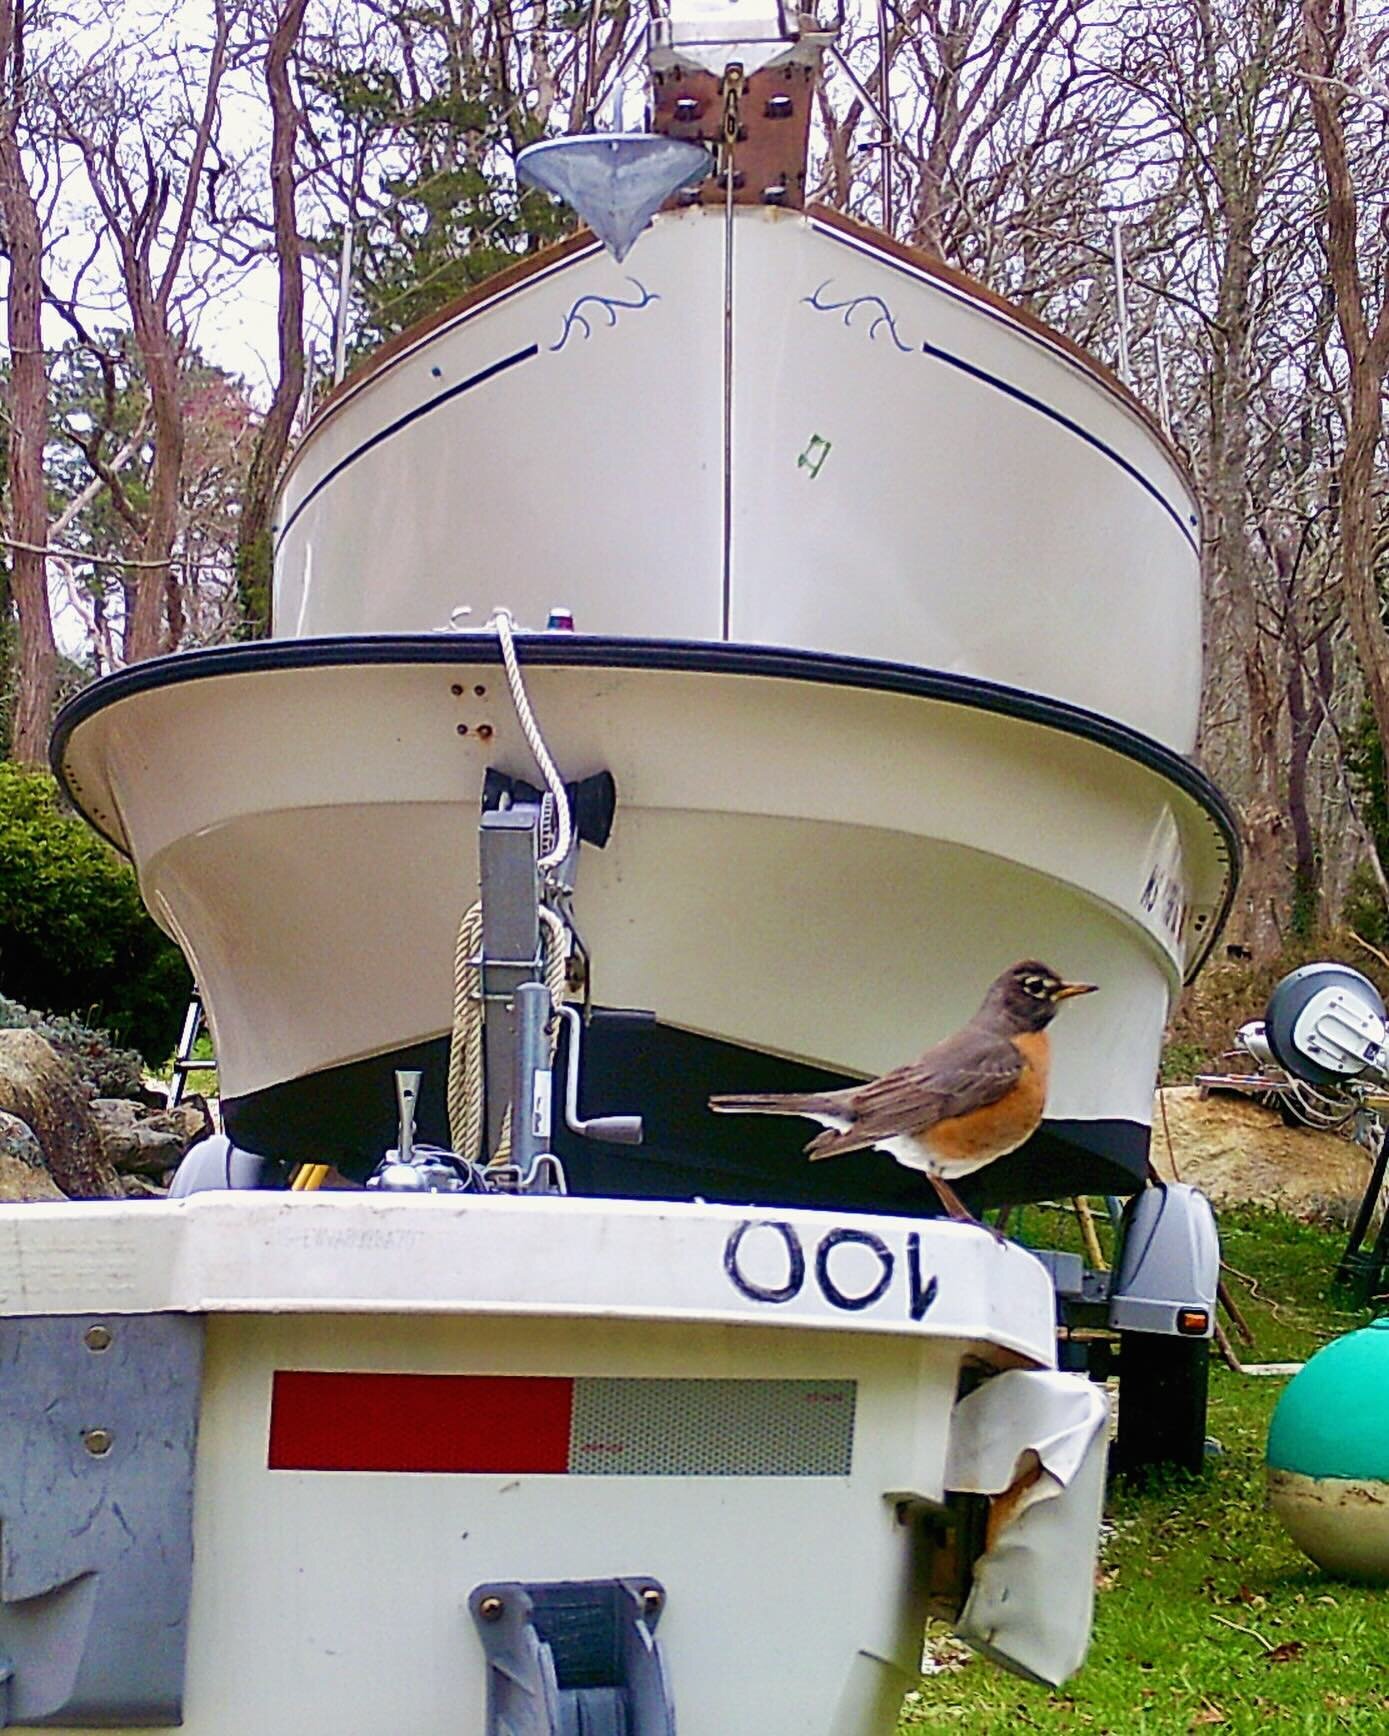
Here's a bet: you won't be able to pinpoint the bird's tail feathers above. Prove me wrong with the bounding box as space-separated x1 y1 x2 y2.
708 1091 836 1117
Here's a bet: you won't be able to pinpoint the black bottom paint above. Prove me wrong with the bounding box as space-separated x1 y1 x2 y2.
222 1011 1151 1210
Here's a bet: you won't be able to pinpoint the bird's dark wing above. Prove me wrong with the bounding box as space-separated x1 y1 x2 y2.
805 1025 1024 1160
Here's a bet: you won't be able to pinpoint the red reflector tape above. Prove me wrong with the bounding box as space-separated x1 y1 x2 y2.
268 1373 856 1476
268 1372 574 1473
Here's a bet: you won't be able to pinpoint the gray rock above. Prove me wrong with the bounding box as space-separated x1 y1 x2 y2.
0 1109 46 1170
146 1102 214 1149
120 1173 171 1200
91 1098 212 1177
0 1030 121 1199
0 1111 65 1201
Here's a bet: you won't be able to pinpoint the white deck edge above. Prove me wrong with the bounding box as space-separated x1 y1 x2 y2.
0 1193 1057 1367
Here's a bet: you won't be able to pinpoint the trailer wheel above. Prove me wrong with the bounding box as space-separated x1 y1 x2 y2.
1114 1332 1210 1478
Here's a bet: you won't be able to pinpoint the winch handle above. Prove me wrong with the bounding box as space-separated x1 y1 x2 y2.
557 1005 644 1145
579 1115 644 1145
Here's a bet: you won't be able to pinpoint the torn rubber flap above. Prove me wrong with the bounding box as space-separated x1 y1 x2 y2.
943 1369 1108 1689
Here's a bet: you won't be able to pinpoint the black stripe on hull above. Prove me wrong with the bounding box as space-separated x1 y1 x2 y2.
918 337 1196 552
275 344 540 549
222 1012 1150 1210
813 218 1200 553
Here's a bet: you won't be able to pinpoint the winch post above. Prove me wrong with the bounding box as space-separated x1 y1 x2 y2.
476 790 639 1177
511 983 553 1173
478 806 544 1158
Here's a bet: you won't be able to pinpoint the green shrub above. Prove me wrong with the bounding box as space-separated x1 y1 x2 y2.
1158 1039 1208 1085
0 993 146 1096
0 764 191 1062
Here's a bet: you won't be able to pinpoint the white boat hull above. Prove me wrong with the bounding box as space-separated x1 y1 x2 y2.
274 206 1202 753
55 201 1231 1206
55 638 1234 1201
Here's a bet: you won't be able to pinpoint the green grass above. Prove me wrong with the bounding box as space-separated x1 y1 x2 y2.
152 1030 217 1101
899 1208 1386 1734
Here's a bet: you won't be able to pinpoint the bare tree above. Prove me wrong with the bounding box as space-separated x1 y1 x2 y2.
235 0 309 636
52 1 242 662
1081 0 1314 954
902 0 1096 259
1303 0 1389 760
812 0 1110 273
0 0 57 761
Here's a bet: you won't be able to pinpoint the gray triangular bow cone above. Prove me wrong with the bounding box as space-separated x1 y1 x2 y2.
517 135 711 262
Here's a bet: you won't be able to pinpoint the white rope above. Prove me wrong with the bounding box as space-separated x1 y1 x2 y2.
491 608 573 872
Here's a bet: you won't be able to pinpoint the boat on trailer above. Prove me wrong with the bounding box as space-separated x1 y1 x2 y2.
14 1 1233 1729
51 23 1235 1206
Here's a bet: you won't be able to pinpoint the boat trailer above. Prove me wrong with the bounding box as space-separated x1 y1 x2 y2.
0 786 1115 1734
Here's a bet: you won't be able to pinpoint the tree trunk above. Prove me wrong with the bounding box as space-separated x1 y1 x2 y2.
0 0 57 763
1194 0 1296 960
1205 257 1289 959
68 1 231 666
1303 0 1389 813
1285 640 1321 936
1336 365 1389 750
122 322 183 663
235 0 309 639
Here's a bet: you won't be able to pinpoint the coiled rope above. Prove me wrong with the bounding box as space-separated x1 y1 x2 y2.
446 610 574 1160
447 903 567 1161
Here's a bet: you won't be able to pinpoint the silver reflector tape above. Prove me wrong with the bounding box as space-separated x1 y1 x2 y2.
568 1378 855 1476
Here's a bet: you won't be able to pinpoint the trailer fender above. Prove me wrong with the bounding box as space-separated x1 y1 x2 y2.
1108 1182 1219 1337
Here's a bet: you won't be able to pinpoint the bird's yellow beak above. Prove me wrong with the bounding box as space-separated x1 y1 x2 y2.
1054 981 1099 1000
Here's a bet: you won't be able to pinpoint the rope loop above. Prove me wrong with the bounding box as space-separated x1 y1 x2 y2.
491 608 573 873
446 611 579 1159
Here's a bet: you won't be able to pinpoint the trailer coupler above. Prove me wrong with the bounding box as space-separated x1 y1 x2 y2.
469 1577 675 1735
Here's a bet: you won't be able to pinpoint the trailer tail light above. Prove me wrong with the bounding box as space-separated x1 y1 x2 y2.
1176 1309 1209 1336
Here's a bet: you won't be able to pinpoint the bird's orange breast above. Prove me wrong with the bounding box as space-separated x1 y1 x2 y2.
920 1030 1050 1166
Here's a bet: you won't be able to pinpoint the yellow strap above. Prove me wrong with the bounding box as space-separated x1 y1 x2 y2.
1072 1196 1107 1271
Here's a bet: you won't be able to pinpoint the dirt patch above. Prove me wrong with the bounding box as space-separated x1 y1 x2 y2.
1151 1087 1373 1218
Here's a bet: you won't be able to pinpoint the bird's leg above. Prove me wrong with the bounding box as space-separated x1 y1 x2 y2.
926 1173 975 1220
929 1174 1006 1244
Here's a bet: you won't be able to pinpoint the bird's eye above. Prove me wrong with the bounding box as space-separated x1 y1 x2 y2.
1021 976 1047 997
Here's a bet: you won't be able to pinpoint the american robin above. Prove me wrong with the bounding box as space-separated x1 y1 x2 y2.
708 960 1097 1224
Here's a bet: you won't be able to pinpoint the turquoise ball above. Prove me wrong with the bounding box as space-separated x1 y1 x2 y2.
1267 1318 1389 1581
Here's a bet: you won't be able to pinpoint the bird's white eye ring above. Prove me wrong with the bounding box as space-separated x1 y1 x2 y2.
1021 976 1047 996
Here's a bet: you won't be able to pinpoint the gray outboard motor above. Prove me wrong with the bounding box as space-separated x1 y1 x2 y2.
169 1134 275 1195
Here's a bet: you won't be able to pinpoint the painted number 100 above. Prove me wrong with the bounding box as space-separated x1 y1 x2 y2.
723 1220 939 1321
